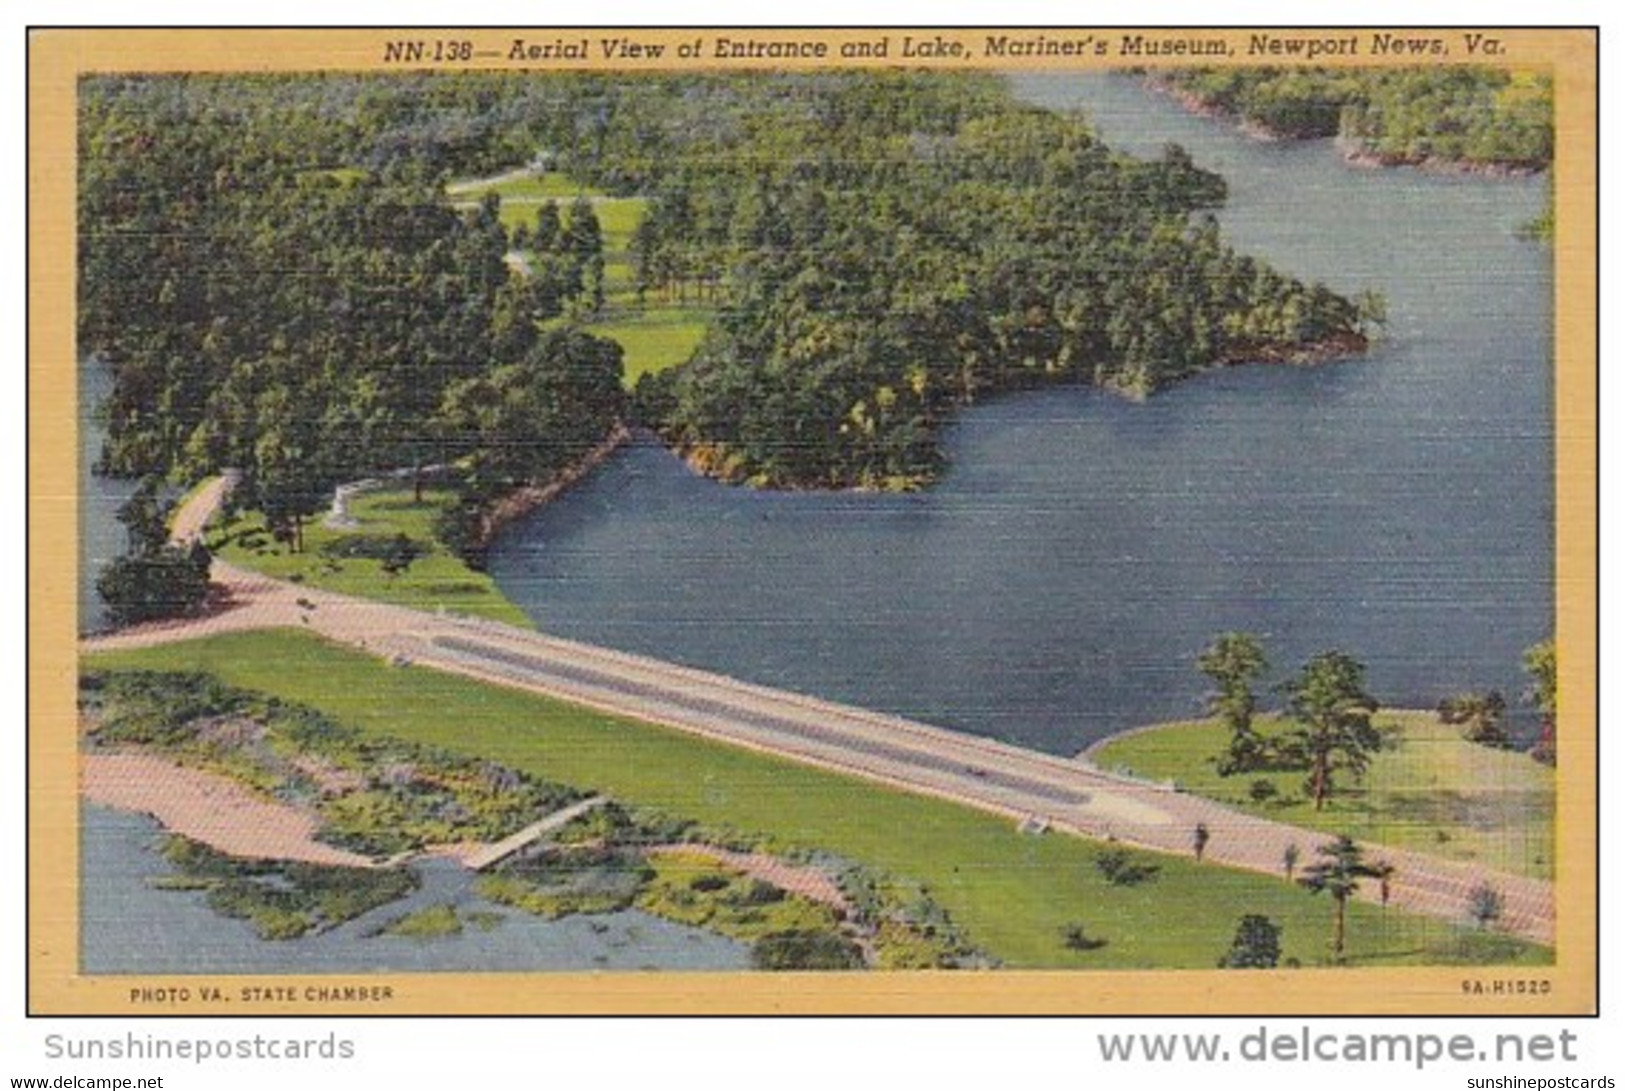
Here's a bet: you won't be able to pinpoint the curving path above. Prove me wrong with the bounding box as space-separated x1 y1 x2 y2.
80 477 1557 945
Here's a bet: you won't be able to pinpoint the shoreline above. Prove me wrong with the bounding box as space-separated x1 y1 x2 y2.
81 750 377 869
470 423 631 550
1142 75 1548 177
1334 138 1546 178
659 329 1368 493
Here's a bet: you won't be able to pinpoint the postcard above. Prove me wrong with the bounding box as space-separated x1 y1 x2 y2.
28 26 1597 1015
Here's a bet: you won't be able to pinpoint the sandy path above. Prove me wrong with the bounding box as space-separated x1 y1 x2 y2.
82 751 375 868
169 471 239 545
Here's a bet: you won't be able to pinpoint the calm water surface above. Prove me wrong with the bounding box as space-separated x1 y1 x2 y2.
80 805 751 974
80 361 142 634
489 73 1553 754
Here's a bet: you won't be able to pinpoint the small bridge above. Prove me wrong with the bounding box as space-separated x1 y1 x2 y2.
463 795 610 872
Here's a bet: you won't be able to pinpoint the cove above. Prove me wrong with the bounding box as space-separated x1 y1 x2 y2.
80 804 750 974
488 73 1552 757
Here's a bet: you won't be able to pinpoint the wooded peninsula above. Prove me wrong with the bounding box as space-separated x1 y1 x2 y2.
1151 67 1553 171
81 71 1370 536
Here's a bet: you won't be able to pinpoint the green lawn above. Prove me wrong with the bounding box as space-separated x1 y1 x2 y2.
452 167 705 383
585 306 712 386
449 171 599 202
447 170 648 245
208 488 532 628
1092 713 1556 880
592 199 645 249
84 630 1550 970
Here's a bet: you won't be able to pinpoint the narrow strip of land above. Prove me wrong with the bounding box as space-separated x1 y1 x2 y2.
81 751 375 869
80 477 1556 944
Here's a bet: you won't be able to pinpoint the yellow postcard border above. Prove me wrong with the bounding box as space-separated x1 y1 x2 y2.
28 26 1599 1016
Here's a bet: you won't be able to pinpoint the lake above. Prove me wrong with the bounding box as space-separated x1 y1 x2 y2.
487 73 1553 755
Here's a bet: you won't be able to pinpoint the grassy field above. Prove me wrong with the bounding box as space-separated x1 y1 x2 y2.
84 629 1550 970
448 171 648 249
209 488 531 628
1092 713 1555 880
449 171 596 202
585 306 711 386
450 167 706 384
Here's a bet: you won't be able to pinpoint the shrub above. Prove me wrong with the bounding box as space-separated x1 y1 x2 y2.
750 930 864 971
96 545 211 626
383 904 464 939
1095 848 1160 886
1060 923 1108 951
318 532 427 577
1468 883 1504 930
1438 691 1511 748
1218 914 1282 968
736 879 787 906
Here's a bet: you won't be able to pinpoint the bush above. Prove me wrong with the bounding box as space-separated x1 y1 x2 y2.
750 929 864 971
1438 691 1511 748
1095 848 1160 886
96 545 211 626
318 532 427 575
1060 923 1108 951
1248 779 1279 804
433 500 490 569
735 879 787 906
1218 914 1282 968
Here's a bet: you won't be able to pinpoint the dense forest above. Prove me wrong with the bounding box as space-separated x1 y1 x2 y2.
81 71 1367 518
79 73 628 549
1153 67 1552 171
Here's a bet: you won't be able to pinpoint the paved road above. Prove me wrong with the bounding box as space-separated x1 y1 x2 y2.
81 477 1557 945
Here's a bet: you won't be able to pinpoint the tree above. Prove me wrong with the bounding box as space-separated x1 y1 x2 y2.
563 196 604 314
1199 631 1269 774
1298 834 1384 962
1438 690 1510 748
1354 288 1389 336
96 481 212 627
533 198 562 253
1218 914 1282 968
246 382 334 554
115 478 173 555
1524 640 1557 766
1374 860 1395 907
1468 882 1504 930
96 546 212 627
1279 651 1382 810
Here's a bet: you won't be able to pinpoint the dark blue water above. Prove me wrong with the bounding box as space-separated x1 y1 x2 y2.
488 73 1552 755
80 360 142 634
80 805 750 973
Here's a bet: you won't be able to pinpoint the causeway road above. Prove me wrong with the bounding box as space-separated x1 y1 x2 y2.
79 478 1557 945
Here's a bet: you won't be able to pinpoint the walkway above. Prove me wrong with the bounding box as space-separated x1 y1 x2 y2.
462 796 609 871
